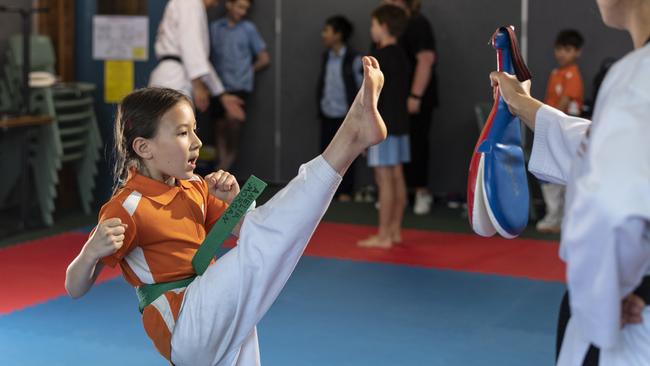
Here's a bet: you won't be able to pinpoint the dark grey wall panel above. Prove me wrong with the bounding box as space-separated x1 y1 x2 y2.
278 0 521 190
528 0 631 103
274 0 632 194
279 0 377 180
206 2 277 182
31 0 634 203
425 0 521 194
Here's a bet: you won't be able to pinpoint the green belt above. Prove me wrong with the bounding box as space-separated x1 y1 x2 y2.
135 175 267 313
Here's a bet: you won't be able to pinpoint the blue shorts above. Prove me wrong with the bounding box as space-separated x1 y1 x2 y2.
367 134 411 167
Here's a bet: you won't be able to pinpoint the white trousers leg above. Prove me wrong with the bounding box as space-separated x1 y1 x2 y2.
557 317 591 366
170 156 341 366
541 183 566 222
600 307 650 365
558 309 650 366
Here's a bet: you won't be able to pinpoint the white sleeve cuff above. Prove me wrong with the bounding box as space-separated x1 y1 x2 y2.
528 105 571 184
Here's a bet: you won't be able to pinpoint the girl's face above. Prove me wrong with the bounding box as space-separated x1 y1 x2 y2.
145 101 202 182
370 18 387 44
226 0 251 22
204 0 220 8
554 45 581 67
321 25 341 47
596 0 629 29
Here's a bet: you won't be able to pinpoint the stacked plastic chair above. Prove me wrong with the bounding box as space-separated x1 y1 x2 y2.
0 78 24 210
467 26 532 239
3 34 101 225
50 82 102 215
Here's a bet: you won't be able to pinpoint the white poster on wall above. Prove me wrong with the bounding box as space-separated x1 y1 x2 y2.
92 15 149 61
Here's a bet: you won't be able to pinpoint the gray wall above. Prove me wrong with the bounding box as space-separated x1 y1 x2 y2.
238 0 634 195
271 0 521 191
528 0 631 103
248 0 522 188
4 1 635 201
207 1 278 181
425 0 520 194
279 0 376 181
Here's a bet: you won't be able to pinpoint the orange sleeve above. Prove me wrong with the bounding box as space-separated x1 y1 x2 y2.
195 177 228 232
562 70 584 101
205 192 228 233
95 200 138 268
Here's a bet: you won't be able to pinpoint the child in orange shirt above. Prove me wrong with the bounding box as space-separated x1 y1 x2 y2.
544 29 585 116
65 56 388 365
537 29 585 233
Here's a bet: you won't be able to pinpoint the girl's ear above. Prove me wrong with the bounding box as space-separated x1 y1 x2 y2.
132 137 153 160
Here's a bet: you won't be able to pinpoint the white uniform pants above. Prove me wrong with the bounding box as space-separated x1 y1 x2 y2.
558 309 650 366
541 183 565 224
170 156 341 366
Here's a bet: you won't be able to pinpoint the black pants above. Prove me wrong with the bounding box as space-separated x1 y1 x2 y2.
320 116 355 195
404 107 433 189
556 291 600 365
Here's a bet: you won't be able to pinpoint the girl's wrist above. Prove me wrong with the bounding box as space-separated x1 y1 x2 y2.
81 244 102 263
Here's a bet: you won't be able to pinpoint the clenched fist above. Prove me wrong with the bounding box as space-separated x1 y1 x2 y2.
205 170 240 204
85 218 128 260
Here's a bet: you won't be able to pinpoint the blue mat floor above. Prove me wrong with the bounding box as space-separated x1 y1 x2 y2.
0 256 565 366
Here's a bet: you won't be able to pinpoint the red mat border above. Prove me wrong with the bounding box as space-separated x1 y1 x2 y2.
0 222 563 315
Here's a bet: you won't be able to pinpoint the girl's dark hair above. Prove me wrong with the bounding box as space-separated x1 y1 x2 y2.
112 87 191 195
372 5 408 38
325 15 354 42
404 0 421 13
555 29 584 49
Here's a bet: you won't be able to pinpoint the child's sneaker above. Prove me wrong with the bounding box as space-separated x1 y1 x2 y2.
354 190 365 203
337 193 352 202
536 216 561 233
413 191 432 215
364 185 376 203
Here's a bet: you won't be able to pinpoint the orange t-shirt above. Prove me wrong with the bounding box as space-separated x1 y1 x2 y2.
544 63 584 116
95 171 227 361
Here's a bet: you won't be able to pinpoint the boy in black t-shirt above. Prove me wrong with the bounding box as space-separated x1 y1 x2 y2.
386 0 439 215
358 4 410 249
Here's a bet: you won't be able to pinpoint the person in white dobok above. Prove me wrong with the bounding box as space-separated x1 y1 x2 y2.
490 0 650 365
149 0 245 120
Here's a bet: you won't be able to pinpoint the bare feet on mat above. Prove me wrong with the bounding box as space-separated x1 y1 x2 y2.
357 235 392 249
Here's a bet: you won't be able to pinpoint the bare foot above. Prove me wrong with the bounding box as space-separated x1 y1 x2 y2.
391 233 402 244
357 235 392 249
337 194 352 202
344 56 387 150
322 56 387 176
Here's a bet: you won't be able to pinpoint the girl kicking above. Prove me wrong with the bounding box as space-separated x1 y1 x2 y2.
65 56 387 365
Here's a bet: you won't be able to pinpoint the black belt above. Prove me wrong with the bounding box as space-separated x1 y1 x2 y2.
633 276 650 304
159 55 181 63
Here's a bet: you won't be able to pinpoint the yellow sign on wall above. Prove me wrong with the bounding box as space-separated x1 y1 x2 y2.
104 60 134 103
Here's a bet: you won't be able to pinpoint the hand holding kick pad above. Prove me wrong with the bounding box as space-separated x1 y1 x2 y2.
468 26 531 239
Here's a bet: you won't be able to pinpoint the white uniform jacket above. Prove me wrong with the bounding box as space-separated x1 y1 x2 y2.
529 44 650 365
149 0 225 97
